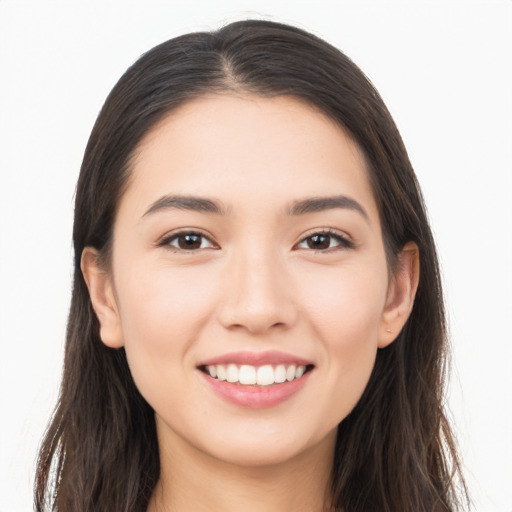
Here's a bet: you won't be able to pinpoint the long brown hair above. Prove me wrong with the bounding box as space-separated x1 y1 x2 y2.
35 19 469 511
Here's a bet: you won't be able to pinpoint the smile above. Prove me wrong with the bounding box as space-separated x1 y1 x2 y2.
197 351 315 408
201 363 312 386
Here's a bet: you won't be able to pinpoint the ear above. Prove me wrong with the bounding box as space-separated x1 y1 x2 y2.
80 247 124 348
378 241 420 348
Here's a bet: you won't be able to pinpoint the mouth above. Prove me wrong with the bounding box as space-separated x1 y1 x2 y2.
198 363 315 386
196 351 315 408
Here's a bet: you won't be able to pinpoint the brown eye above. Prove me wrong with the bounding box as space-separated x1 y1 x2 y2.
306 234 331 250
164 232 216 251
296 231 353 252
177 234 202 249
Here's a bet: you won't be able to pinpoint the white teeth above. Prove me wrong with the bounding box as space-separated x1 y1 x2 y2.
205 363 309 386
239 365 256 385
226 364 239 383
257 365 275 386
286 364 296 382
274 364 286 383
216 365 226 381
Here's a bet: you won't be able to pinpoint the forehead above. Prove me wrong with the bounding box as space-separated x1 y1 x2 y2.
121 93 379 223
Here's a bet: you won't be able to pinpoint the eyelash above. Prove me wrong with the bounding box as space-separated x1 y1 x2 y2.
158 230 217 252
295 228 355 252
158 228 354 253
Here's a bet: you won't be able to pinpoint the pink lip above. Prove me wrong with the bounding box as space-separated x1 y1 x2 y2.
199 369 312 409
198 350 313 367
196 351 314 409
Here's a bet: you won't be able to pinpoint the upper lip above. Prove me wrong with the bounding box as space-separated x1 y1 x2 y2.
197 350 314 367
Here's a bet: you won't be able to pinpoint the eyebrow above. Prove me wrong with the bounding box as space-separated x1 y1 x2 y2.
142 194 368 221
287 195 369 220
143 195 228 217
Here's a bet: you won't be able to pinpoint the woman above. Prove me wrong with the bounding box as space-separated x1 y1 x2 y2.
35 19 468 512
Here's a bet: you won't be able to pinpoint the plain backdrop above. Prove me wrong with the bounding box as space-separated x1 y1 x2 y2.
1 1 511 511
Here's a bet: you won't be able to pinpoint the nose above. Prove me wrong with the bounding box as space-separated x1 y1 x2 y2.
217 247 298 335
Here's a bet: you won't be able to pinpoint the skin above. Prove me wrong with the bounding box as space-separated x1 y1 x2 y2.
82 94 419 512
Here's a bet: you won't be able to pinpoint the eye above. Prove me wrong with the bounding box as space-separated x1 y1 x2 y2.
295 230 354 252
160 231 217 251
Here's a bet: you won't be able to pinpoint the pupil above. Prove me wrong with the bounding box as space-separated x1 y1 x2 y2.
308 234 330 250
179 234 201 249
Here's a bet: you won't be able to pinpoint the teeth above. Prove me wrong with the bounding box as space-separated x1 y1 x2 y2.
226 364 239 383
204 363 309 386
296 365 305 378
257 365 274 386
286 364 296 382
239 365 256 385
274 364 286 383
216 365 226 381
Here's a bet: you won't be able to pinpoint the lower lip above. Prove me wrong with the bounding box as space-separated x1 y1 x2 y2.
199 371 312 409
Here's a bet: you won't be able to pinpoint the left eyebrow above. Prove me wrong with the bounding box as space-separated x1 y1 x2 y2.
142 194 228 218
287 195 369 221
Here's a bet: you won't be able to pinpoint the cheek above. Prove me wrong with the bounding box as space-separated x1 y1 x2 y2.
113 263 217 394
117 262 215 343
299 264 387 410
303 262 388 342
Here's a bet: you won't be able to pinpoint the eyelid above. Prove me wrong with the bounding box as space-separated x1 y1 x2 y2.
294 228 355 251
157 228 219 251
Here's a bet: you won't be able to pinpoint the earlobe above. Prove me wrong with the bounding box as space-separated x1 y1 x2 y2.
80 247 124 348
378 241 420 348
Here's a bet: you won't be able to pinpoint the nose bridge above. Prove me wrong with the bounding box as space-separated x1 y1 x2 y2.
218 236 296 333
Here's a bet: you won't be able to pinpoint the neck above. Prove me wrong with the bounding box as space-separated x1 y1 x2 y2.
147 428 336 512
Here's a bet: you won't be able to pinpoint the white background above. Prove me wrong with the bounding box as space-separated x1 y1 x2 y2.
0 1 511 511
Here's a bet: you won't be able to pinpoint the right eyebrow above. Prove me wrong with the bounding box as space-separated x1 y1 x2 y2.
287 195 369 222
142 194 228 218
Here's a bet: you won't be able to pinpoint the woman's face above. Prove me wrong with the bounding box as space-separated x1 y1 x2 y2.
87 94 409 467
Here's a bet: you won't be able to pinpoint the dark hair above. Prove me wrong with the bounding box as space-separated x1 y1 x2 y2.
35 19 468 512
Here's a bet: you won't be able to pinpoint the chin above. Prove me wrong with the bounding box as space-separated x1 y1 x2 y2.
197 422 337 469
216 442 303 467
